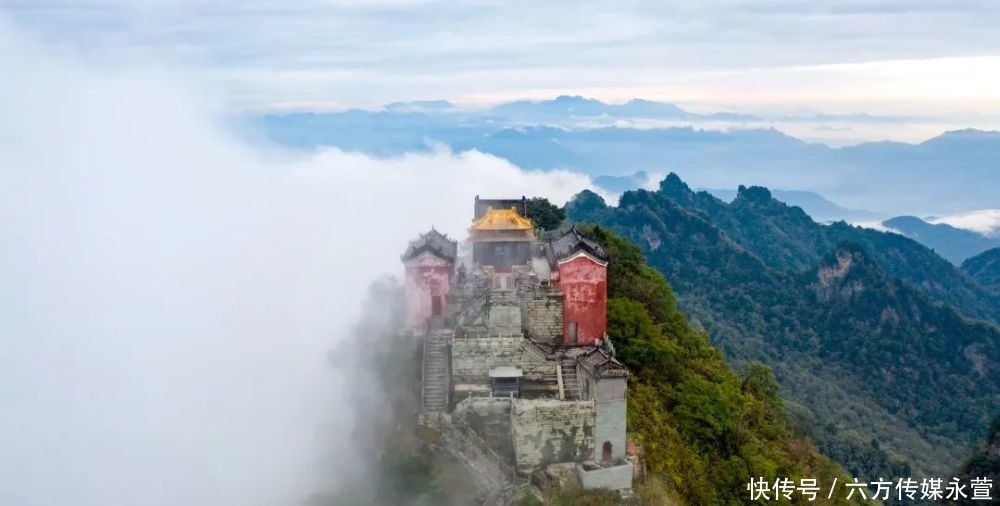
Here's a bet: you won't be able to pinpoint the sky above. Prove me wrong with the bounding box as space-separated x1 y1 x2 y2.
4 0 1000 124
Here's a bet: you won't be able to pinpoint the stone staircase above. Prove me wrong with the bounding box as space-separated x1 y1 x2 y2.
422 317 451 412
560 358 580 400
434 414 520 506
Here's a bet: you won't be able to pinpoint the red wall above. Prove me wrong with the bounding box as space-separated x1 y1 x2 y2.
558 253 607 346
404 253 453 330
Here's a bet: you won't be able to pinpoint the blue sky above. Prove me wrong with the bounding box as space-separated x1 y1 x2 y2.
5 0 1000 122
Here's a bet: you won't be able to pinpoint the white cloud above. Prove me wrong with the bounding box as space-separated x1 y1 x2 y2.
5 1 1000 121
930 209 1000 237
0 19 596 506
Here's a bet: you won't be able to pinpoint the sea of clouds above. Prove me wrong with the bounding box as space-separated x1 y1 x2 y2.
0 18 600 506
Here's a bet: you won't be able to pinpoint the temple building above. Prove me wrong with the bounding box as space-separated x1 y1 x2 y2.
469 205 536 272
548 226 608 347
401 229 457 330
402 198 634 494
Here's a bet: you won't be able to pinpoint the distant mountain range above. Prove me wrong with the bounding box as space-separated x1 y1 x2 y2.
881 216 1000 265
702 187 881 223
488 95 759 122
565 174 1000 481
246 97 1000 215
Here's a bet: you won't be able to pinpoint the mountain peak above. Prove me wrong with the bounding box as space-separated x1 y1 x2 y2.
921 128 1000 146
565 189 608 219
383 100 456 113
658 172 693 198
939 128 1000 137
619 98 687 116
553 95 601 104
735 184 773 202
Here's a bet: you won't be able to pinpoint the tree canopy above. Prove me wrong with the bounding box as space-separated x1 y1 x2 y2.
525 197 567 231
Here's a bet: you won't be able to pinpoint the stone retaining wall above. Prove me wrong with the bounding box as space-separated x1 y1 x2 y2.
576 462 633 491
453 398 514 461
524 293 563 347
452 337 553 386
510 399 595 474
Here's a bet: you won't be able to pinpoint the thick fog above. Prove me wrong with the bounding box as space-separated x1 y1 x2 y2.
0 21 597 506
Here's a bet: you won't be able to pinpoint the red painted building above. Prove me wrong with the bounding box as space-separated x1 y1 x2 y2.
550 227 609 346
402 229 458 330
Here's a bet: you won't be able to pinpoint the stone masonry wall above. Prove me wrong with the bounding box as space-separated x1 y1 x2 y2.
487 302 522 336
524 292 563 347
453 398 514 461
452 337 554 386
577 463 633 491
510 399 595 474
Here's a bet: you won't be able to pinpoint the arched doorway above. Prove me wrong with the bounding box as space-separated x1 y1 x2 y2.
602 441 612 462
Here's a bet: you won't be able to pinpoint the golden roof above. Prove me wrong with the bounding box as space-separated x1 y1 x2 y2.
471 206 534 231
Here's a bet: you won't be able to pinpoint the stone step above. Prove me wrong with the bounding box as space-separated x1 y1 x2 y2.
560 361 581 400
422 322 451 413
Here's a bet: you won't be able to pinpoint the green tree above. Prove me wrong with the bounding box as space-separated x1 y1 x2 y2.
525 196 567 231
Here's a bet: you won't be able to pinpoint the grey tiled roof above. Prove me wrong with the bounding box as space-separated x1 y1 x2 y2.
474 196 527 219
580 348 629 378
401 228 458 261
548 225 609 263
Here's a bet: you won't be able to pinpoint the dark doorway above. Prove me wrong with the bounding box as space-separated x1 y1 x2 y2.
492 377 520 398
431 295 442 316
567 321 578 345
602 441 612 462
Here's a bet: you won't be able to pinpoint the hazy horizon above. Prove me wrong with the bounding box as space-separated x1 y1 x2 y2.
5 1 1000 144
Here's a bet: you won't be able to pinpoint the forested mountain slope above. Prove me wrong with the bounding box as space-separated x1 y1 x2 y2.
566 179 1000 480
963 247 1000 296
654 174 1000 324
950 415 1000 506
566 226 863 505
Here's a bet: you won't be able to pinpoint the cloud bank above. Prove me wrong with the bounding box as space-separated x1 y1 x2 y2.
6 1 1000 118
0 19 596 506
931 209 1000 238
